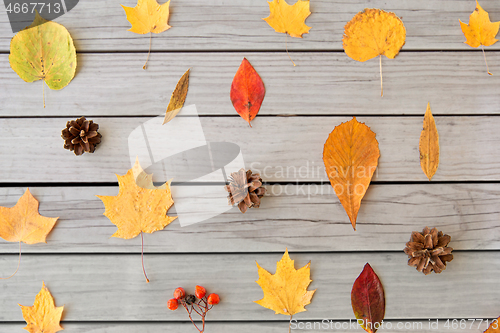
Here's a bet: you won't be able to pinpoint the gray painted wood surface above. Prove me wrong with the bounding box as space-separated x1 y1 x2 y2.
0 116 498 182
0 253 498 321
1 0 500 52
0 0 499 331
0 321 492 333
1 52 500 116
0 184 497 253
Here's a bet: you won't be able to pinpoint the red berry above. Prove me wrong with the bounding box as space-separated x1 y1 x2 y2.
174 287 186 300
167 298 178 310
207 293 220 305
195 285 206 299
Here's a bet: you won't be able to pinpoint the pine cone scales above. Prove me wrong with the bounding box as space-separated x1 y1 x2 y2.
404 227 453 275
61 117 102 155
225 169 266 213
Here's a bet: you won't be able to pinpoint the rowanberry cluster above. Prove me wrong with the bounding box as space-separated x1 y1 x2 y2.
168 286 220 333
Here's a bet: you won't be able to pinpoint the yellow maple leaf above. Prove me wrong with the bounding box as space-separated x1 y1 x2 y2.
0 189 58 244
343 9 406 96
19 282 64 333
255 249 316 318
121 0 172 69
460 0 499 75
263 0 311 38
96 166 176 240
122 0 171 34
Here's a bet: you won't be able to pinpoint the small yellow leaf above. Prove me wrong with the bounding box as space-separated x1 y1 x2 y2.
255 249 316 316
19 282 64 333
263 0 311 38
122 0 171 34
97 165 176 240
163 69 190 125
460 0 500 48
0 189 59 244
419 103 440 181
343 9 406 62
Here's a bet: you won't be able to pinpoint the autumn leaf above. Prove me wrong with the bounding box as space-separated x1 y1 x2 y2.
484 317 500 332
122 0 172 69
255 249 316 332
9 12 77 107
19 282 64 333
460 0 500 75
419 103 439 181
0 189 59 279
97 162 176 281
323 117 380 230
343 9 406 96
351 263 385 333
163 69 190 125
230 58 266 127
263 0 311 65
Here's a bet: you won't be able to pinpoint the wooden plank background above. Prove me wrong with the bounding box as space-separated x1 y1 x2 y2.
1 0 500 332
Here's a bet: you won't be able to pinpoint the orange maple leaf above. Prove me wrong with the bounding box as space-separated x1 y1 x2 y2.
459 0 500 75
19 282 64 333
323 117 380 230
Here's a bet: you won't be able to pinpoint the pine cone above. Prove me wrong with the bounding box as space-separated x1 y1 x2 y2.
224 168 266 213
61 116 102 156
404 227 453 275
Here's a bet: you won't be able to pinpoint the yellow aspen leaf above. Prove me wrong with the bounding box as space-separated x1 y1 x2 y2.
255 249 316 318
19 282 64 333
484 317 500 332
419 103 440 181
263 0 311 38
163 68 190 125
9 12 77 107
343 9 406 96
459 0 499 75
121 0 172 69
0 189 58 245
323 117 380 230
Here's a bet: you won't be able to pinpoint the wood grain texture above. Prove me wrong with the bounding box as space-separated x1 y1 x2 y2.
0 321 491 332
0 116 498 182
1 52 500 116
0 0 499 52
0 252 498 321
0 184 497 253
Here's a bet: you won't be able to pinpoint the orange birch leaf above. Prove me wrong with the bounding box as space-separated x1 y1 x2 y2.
230 58 266 127
343 9 406 96
419 103 440 181
459 0 500 75
323 117 380 230
19 282 64 333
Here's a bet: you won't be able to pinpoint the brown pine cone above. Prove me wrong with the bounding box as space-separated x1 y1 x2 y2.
224 168 266 213
61 116 102 156
404 227 453 275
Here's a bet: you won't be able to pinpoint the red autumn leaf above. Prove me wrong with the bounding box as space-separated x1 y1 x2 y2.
351 263 385 333
230 58 265 127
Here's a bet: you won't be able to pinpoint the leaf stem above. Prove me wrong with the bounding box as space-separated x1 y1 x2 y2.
43 81 45 108
379 55 383 97
482 45 492 75
141 232 149 283
289 315 293 333
143 32 152 70
285 33 296 67
0 241 21 280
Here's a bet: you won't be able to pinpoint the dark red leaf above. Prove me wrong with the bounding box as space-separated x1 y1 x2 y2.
351 263 385 333
230 58 265 127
